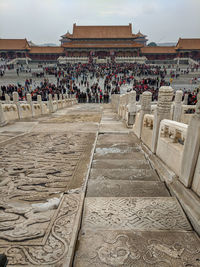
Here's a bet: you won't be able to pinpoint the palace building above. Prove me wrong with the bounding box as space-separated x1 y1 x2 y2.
0 23 200 62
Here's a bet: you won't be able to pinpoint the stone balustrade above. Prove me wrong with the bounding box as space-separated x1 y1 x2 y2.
181 104 196 124
0 93 77 125
141 114 154 149
111 88 200 234
157 119 188 177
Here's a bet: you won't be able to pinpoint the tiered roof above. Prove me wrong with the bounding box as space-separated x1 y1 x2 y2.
62 40 143 49
29 46 64 54
0 39 30 50
176 38 200 50
141 46 176 54
62 23 137 39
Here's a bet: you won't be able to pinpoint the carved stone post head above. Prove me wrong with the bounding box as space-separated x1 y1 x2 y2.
13 92 19 103
128 91 136 105
48 94 53 101
157 86 173 114
5 94 10 103
195 93 200 116
175 90 183 104
37 95 42 102
141 91 152 112
26 94 32 103
183 93 188 105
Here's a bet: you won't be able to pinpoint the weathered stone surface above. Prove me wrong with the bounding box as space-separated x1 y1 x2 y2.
92 159 150 169
41 113 101 123
89 168 159 181
94 147 145 160
0 122 37 133
82 197 191 231
33 122 99 133
86 181 170 197
74 230 200 267
0 131 96 266
0 132 95 194
95 143 141 152
97 133 139 145
99 122 130 132
0 194 83 266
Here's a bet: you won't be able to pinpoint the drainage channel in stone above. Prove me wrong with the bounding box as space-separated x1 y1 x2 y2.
73 113 199 266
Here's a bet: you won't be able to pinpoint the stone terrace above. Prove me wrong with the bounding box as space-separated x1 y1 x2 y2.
0 103 199 266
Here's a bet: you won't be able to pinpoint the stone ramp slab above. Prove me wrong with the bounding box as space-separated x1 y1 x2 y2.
89 168 159 181
74 230 200 267
0 193 84 267
82 197 192 231
86 181 170 197
92 159 150 169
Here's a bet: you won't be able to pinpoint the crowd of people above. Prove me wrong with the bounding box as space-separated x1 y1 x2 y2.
0 62 199 104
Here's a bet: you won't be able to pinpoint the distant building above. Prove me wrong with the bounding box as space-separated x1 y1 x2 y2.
0 25 200 61
60 23 143 58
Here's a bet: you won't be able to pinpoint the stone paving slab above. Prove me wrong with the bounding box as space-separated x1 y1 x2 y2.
32 122 99 132
82 197 192 231
0 122 38 133
40 113 102 123
86 181 170 197
89 168 159 181
97 133 139 144
92 159 150 169
99 122 129 132
74 230 200 267
94 151 145 160
95 144 141 152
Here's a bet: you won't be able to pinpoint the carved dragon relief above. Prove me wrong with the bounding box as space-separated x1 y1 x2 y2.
0 132 95 265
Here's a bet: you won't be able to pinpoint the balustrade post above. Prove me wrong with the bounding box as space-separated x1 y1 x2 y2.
181 93 200 187
13 92 22 119
173 90 183 122
48 94 53 113
0 101 6 126
152 86 173 153
137 91 152 138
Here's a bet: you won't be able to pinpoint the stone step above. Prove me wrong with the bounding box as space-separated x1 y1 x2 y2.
92 159 150 169
99 123 129 132
74 230 200 267
82 197 192 231
97 133 139 145
95 144 141 152
89 168 159 181
94 150 145 160
86 181 170 197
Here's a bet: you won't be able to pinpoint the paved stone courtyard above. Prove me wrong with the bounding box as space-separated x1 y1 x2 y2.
0 103 199 266
1 63 200 93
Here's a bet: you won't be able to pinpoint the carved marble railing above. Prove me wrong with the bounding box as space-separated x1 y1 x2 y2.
181 104 196 124
2 103 19 121
0 93 77 125
141 114 154 150
157 119 188 177
110 88 200 235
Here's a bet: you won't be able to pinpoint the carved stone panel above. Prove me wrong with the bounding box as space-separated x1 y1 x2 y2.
0 132 95 266
74 230 200 267
82 197 192 231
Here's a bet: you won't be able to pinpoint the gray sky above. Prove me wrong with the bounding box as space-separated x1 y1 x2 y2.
0 0 199 45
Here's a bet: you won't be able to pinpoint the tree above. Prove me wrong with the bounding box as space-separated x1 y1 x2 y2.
148 42 157 47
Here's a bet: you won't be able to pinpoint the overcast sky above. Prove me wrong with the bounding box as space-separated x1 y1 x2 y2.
0 0 199 45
